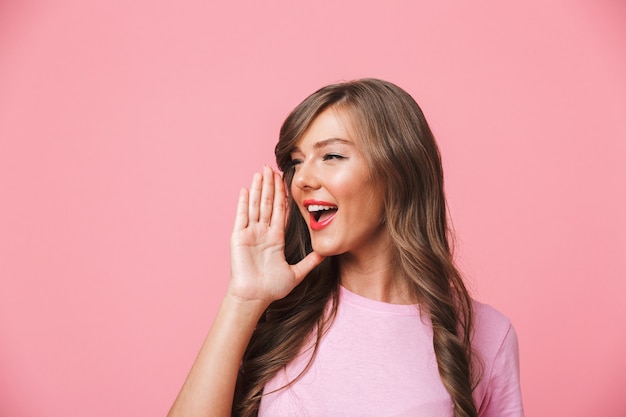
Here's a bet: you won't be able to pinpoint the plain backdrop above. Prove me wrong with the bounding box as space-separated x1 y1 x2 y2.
1 1 625 416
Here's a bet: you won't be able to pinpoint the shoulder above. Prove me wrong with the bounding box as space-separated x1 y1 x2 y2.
472 299 510 324
471 299 515 348
471 299 519 372
471 300 525 417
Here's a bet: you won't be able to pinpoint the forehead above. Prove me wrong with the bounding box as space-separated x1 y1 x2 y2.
293 107 358 150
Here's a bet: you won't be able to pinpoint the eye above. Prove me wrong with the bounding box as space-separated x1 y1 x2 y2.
289 158 303 168
323 153 345 161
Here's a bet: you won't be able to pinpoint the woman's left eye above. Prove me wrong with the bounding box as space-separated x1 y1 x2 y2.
289 158 303 167
323 153 345 161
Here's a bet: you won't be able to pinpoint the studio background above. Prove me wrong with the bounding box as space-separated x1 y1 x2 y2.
1 1 625 416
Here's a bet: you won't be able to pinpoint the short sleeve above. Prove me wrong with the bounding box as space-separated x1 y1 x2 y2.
478 324 525 417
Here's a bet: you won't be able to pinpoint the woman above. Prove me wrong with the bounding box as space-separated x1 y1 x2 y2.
168 79 524 417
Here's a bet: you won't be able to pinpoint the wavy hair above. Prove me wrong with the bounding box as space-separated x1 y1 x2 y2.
234 78 478 417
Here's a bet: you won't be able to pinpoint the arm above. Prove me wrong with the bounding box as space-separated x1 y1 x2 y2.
479 324 525 417
167 294 266 417
168 166 324 417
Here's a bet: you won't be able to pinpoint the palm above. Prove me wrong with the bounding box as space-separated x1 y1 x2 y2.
228 167 323 304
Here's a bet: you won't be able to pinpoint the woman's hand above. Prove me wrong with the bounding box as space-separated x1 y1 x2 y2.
228 166 324 305
170 167 309 417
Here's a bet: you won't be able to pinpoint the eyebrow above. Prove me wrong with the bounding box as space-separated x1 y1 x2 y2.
292 138 355 153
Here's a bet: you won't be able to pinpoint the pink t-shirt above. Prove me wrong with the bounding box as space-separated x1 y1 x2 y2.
259 286 524 417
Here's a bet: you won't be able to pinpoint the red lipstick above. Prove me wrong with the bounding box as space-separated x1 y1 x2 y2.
303 200 338 231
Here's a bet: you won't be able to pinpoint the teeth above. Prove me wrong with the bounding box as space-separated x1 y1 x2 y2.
307 204 337 212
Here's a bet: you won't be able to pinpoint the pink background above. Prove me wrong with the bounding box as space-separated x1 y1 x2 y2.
1 1 625 416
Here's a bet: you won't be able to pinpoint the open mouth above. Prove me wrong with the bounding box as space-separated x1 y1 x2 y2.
305 202 338 231
308 204 338 222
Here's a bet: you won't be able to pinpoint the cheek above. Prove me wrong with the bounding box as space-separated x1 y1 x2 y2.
327 173 365 199
330 169 358 187
357 182 386 218
335 159 372 188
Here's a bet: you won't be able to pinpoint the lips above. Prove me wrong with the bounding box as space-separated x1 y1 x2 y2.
303 200 338 231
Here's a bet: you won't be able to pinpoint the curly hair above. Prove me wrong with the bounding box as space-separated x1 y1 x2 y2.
234 78 478 417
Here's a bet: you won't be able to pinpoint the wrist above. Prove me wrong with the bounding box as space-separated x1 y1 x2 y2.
222 291 270 319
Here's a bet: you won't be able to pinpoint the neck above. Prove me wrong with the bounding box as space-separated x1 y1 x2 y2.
338 247 414 305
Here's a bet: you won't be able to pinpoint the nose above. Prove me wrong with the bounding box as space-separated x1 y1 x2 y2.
293 160 320 190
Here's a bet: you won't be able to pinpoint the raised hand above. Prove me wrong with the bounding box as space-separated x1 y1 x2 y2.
228 166 324 305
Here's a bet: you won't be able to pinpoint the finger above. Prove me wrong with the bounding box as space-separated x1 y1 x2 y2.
259 166 275 225
291 251 325 284
233 187 249 231
248 172 262 223
270 172 286 229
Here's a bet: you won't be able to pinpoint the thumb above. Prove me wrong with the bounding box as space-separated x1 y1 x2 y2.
291 251 325 284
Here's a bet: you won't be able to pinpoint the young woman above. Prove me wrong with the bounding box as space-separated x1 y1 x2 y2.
168 79 524 417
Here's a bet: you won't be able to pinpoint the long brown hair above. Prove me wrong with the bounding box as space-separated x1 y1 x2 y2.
234 79 478 417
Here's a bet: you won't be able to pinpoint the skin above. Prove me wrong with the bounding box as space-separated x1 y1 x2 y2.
291 107 410 303
168 108 410 417
167 167 323 417
289 107 387 259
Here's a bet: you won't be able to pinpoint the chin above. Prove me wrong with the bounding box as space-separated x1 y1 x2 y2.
310 242 343 257
313 249 339 257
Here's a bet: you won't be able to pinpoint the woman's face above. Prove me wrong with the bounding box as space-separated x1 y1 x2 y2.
289 107 389 258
